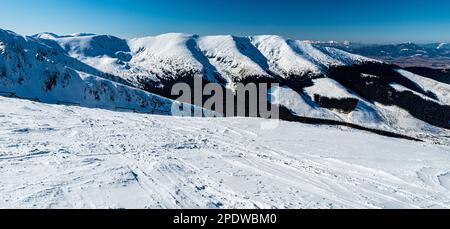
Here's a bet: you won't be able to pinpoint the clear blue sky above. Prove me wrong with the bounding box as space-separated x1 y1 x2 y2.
1 0 449 43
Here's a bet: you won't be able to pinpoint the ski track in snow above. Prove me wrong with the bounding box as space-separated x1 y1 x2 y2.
1 96 450 209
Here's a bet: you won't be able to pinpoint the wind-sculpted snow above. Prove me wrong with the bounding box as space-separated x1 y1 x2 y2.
1 96 450 209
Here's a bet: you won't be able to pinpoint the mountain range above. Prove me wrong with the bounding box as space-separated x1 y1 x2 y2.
1 29 449 143
315 41 450 69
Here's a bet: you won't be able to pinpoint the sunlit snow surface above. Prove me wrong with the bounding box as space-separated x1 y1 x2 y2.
396 69 450 105
35 32 380 88
1 96 450 209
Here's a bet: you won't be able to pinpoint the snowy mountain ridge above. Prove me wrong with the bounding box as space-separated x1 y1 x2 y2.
34 31 379 88
1 28 449 142
0 29 207 116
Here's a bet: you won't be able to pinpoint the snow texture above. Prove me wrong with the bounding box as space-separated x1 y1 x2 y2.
36 31 379 88
0 29 205 116
2 29 448 142
396 69 450 105
1 96 450 209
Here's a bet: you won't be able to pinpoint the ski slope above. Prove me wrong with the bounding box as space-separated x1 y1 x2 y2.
1 96 450 209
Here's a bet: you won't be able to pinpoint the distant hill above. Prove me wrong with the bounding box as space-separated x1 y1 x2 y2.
314 41 450 68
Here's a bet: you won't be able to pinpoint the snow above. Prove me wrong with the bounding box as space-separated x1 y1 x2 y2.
304 78 356 99
390 83 441 103
302 78 384 127
35 33 130 58
0 29 205 116
271 81 447 139
361 73 379 79
2 28 448 143
396 69 450 105
0 41 5 53
375 103 447 140
128 33 221 83
197 35 271 87
289 40 345 67
319 46 380 65
250 35 322 77
248 36 378 78
270 84 383 128
34 32 160 86
437 43 448 50
271 81 446 139
3 29 449 134
32 31 379 88
2 28 450 209
1 96 450 209
344 101 384 127
270 85 338 120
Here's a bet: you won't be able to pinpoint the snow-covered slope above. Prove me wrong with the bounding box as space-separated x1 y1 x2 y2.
128 33 223 84
2 28 450 209
270 85 338 120
1 96 450 209
390 83 441 103
304 77 357 99
33 32 162 88
273 84 392 131
197 35 272 86
396 69 450 105
250 36 379 78
272 82 448 141
250 35 322 77
2 28 448 139
303 78 384 126
38 32 378 87
0 29 203 115
34 32 130 58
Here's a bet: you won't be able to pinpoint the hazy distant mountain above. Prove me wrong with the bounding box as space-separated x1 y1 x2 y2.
314 41 450 68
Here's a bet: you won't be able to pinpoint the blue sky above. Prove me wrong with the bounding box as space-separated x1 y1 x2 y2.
1 0 449 43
